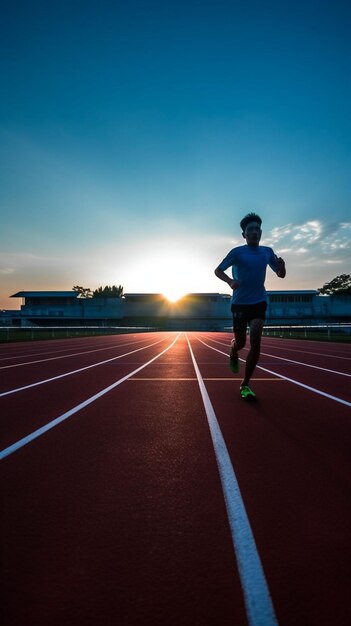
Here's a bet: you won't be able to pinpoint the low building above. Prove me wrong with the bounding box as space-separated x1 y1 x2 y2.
9 291 124 326
267 291 351 324
123 293 232 330
267 290 323 324
4 289 351 330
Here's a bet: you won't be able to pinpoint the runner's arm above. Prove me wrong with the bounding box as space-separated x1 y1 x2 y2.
276 257 286 278
214 266 239 290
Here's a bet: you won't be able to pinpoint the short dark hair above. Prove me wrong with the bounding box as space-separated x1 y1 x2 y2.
240 212 262 232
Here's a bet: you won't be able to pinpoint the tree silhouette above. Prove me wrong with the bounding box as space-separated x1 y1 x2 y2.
92 285 124 298
318 274 351 295
72 285 93 298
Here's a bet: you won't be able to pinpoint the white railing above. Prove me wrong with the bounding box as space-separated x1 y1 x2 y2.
0 326 158 342
223 323 351 340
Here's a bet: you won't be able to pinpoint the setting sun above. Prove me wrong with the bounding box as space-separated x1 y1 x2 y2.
162 289 187 303
127 247 200 303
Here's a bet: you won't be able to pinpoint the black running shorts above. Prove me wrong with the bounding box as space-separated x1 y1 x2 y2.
231 301 267 333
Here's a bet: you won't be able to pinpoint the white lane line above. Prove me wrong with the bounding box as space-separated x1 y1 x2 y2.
257 342 351 361
195 337 351 408
0 347 80 362
0 334 181 460
216 340 351 378
258 351 351 377
203 335 351 362
0 337 138 362
0 335 170 398
0 336 163 370
0 341 115 361
186 335 278 626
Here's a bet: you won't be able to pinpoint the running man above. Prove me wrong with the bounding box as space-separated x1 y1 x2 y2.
215 213 286 399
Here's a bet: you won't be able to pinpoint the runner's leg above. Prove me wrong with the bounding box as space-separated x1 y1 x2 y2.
229 331 246 372
231 330 246 357
230 305 247 372
241 318 264 387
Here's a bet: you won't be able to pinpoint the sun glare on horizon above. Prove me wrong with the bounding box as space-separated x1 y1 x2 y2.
162 289 188 303
132 249 197 304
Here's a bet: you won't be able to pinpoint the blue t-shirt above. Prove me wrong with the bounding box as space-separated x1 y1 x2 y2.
218 245 279 304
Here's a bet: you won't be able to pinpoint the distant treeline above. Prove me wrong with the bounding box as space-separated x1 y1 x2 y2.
71 274 351 299
72 285 124 298
318 274 351 295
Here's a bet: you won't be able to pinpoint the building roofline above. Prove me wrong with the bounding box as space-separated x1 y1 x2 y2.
267 290 319 295
124 292 230 297
10 289 321 300
11 291 78 298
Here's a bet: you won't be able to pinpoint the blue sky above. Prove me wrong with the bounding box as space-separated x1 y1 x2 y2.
1 0 350 307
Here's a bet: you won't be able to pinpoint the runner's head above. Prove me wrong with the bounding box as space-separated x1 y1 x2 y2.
240 212 262 246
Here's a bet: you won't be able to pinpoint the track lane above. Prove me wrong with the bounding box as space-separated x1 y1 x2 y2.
199 334 351 402
0 332 167 363
253 337 351 365
205 334 351 373
188 333 351 626
0 334 173 393
0 338 153 370
1 332 350 626
0 334 139 360
1 334 248 626
0 335 178 452
186 335 278 625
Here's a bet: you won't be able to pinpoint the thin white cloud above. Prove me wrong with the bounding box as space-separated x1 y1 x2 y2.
264 219 350 257
265 224 293 244
262 218 350 292
325 260 343 264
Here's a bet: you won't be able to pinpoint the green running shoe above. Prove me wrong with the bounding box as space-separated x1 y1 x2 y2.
240 385 256 400
229 347 240 373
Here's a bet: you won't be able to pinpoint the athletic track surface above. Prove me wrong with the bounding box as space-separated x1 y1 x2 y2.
1 332 350 626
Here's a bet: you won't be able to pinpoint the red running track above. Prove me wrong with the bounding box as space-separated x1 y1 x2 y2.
0 332 350 626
